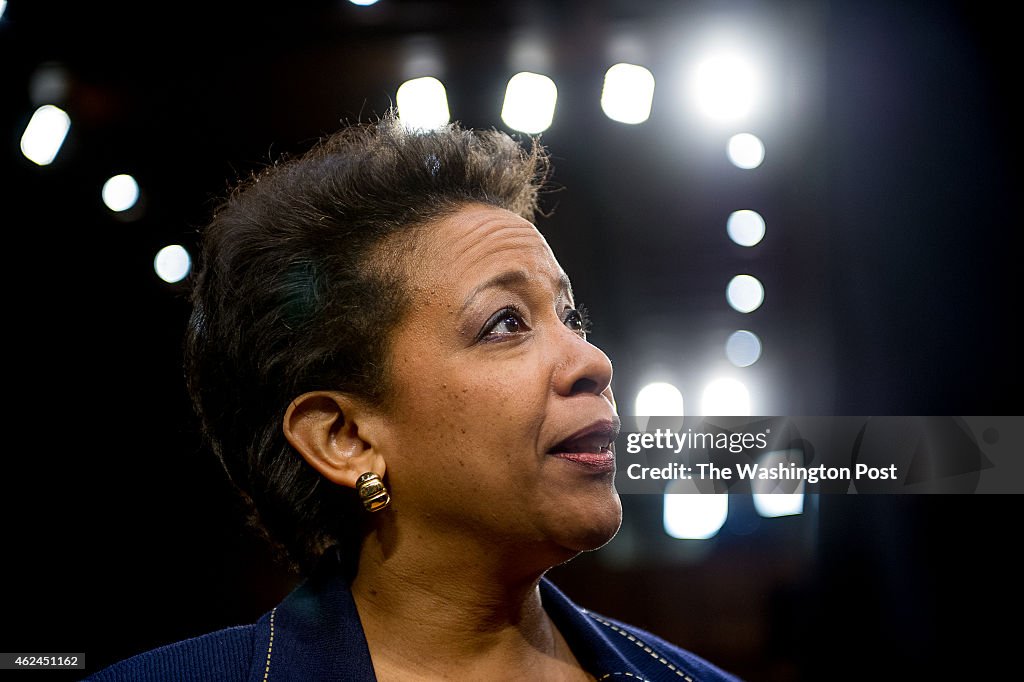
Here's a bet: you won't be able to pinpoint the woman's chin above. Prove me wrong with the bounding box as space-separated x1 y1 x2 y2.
552 493 623 554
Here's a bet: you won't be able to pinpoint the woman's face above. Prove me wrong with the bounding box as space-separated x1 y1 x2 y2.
374 203 621 563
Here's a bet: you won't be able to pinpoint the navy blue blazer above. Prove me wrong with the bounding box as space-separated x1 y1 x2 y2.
86 563 741 682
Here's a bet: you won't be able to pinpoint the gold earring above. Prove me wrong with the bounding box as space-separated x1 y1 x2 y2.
356 472 391 512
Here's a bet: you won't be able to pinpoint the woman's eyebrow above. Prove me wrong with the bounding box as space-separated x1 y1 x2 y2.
460 270 573 314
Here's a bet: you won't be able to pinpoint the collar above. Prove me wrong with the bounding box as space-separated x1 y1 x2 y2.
245 560 646 682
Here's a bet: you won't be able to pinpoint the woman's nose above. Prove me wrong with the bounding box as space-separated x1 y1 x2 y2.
552 326 614 399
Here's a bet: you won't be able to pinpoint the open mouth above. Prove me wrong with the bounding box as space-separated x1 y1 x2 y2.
547 420 618 470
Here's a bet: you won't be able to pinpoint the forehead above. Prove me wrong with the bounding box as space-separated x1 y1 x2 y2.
409 204 567 293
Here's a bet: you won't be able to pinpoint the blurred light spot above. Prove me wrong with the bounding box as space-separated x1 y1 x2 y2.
501 72 557 134
727 133 765 169
725 330 762 367
635 382 684 416
726 274 764 313
401 35 443 83
727 209 765 247
601 63 655 125
664 493 728 539
396 77 450 131
348 0 379 6
102 174 140 212
753 489 804 517
29 63 70 106
20 105 70 166
154 245 191 283
752 450 805 517
0 1 6 20
691 52 759 123
509 31 552 74
700 377 751 416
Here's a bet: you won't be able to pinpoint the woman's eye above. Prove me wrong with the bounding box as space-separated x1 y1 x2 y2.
480 306 530 340
563 305 592 337
493 312 522 334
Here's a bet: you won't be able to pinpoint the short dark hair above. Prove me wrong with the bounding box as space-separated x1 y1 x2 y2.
185 113 549 575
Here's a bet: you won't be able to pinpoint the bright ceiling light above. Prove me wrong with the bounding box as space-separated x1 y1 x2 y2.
725 330 762 367
727 209 766 247
635 382 685 417
601 63 655 125
154 245 192 283
501 72 557 134
691 51 760 123
20 105 71 166
664 493 728 539
726 274 764 313
752 450 805 517
102 174 140 212
396 76 450 131
753 488 804 517
700 377 751 416
727 133 765 169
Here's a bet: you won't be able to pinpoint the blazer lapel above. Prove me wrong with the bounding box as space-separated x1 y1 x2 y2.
248 566 377 682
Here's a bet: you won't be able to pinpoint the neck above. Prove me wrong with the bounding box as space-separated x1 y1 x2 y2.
349 524 588 681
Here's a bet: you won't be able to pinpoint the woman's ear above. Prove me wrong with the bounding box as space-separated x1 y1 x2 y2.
283 391 386 489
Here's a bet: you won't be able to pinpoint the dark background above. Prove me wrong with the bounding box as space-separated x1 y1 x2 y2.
2 1 1019 679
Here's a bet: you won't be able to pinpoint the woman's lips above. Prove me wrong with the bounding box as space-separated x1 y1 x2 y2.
546 418 619 472
548 450 616 472
548 419 619 453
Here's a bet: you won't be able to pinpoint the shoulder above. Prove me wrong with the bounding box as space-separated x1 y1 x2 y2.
584 612 743 682
83 624 258 682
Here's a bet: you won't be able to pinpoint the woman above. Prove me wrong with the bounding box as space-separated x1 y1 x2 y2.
87 115 740 681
